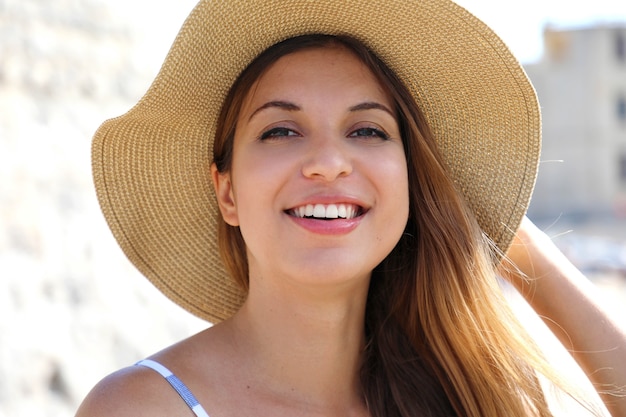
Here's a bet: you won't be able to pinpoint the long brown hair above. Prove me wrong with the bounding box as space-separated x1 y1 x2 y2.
213 34 583 417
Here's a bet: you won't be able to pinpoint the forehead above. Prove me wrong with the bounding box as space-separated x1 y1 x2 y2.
241 45 392 111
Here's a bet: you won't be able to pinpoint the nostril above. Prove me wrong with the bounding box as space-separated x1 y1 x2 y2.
301 153 353 180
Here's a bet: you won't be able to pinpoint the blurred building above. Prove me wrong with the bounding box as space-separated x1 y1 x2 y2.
526 24 626 221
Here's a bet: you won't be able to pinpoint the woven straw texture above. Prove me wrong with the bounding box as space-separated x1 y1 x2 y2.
92 0 541 323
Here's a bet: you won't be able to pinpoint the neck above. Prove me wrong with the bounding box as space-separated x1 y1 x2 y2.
225 272 370 413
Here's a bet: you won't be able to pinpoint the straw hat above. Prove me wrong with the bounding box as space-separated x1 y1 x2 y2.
92 0 541 323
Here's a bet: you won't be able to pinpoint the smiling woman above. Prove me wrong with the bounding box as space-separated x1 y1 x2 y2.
213 40 408 294
77 1 625 416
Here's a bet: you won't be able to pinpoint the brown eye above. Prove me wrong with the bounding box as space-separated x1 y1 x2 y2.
260 127 299 140
349 127 389 140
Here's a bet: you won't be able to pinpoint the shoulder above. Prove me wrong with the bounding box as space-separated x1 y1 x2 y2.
74 364 187 417
75 326 230 417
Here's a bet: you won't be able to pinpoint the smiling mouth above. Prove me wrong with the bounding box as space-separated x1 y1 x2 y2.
287 203 364 220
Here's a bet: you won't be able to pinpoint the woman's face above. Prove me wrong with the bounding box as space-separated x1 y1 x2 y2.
213 45 409 290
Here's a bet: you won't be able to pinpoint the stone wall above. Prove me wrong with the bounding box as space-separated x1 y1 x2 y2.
0 1 203 416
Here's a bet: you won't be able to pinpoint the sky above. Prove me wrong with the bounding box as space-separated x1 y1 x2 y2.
119 1 626 67
455 0 626 63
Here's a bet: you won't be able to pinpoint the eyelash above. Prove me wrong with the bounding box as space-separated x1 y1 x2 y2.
259 127 299 140
348 127 390 141
259 126 390 141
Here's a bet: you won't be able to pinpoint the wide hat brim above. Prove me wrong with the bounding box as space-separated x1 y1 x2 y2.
92 0 541 323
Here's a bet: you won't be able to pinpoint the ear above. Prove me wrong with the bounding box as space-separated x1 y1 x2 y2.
211 163 239 226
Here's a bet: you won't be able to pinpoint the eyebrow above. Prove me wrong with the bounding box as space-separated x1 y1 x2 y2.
248 101 301 121
349 101 395 117
248 100 395 122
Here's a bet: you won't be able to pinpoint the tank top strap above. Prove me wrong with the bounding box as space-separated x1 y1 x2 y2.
136 359 210 417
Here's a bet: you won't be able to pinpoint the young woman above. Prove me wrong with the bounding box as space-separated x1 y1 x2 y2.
77 1 625 416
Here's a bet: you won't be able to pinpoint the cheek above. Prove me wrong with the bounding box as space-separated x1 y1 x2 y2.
370 150 410 240
390 156 411 231
383 151 410 208
228 147 291 230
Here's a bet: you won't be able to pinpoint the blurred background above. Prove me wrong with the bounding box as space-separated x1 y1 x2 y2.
0 0 624 416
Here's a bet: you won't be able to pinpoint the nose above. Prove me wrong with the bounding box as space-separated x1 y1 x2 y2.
301 137 353 181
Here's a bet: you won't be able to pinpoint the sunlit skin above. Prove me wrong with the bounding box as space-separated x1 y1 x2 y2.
203 46 410 413
74 45 626 417
212 46 409 309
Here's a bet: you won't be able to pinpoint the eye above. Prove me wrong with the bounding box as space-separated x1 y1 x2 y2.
348 127 390 141
259 127 299 140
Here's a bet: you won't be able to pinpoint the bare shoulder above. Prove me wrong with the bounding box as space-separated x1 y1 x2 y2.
75 325 232 417
74 364 185 417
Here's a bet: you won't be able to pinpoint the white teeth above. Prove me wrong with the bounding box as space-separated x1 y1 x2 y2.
292 203 359 219
313 204 326 218
326 204 338 219
337 204 347 218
